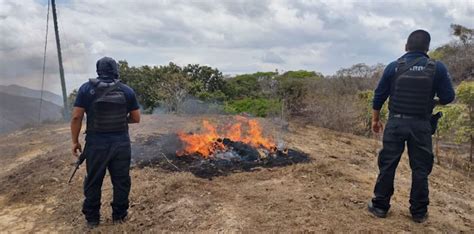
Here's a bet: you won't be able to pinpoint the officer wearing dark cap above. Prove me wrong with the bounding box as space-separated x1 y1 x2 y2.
368 30 455 223
70 57 140 228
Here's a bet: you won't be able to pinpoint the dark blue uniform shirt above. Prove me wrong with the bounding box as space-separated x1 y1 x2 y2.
74 78 140 142
373 51 455 111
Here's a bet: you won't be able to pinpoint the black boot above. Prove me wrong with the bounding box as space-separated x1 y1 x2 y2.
368 201 388 218
87 220 99 229
412 213 428 223
113 214 128 224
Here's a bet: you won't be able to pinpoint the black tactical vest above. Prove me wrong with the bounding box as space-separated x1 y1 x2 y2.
388 58 436 115
86 79 128 133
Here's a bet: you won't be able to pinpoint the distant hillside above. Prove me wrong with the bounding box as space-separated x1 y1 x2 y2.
0 84 63 106
0 92 63 134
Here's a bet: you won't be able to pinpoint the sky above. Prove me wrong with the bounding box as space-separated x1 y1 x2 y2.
0 0 473 95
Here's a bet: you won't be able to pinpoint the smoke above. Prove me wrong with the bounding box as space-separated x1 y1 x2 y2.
177 98 225 115
131 133 183 166
151 97 225 115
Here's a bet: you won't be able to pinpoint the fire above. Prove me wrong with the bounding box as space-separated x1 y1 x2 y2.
176 117 276 158
244 119 274 149
176 120 225 158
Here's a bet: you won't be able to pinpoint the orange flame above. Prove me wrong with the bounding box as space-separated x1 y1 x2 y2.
176 120 225 158
176 117 275 158
243 119 275 149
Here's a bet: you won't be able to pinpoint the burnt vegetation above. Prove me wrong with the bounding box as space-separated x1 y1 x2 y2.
131 134 310 179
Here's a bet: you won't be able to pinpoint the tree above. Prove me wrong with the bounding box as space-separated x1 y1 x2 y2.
455 81 474 162
223 73 262 99
428 24 474 83
358 90 388 136
281 70 320 79
159 72 192 113
451 24 474 45
67 89 78 114
119 61 223 113
277 74 322 116
336 63 372 78
333 63 385 92
183 64 225 94
255 72 279 98
119 61 161 112
434 104 465 164
433 82 474 164
224 98 281 117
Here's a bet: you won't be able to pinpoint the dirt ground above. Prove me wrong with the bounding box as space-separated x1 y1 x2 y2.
0 114 472 232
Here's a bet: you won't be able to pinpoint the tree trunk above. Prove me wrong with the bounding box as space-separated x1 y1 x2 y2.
436 131 441 165
470 135 473 163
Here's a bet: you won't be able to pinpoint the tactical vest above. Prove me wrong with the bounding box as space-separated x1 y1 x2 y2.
388 58 436 115
86 79 128 133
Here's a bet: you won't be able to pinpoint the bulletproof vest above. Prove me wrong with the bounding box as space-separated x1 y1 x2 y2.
388 58 436 115
86 79 128 133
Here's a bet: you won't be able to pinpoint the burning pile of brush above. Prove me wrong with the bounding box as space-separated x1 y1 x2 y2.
131 116 309 178
176 116 288 160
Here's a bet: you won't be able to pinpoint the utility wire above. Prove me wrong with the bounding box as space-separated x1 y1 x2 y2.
39 0 51 123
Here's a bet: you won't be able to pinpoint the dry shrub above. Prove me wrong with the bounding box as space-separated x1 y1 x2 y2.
286 64 383 135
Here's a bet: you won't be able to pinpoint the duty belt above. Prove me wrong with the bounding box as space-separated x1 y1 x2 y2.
390 113 429 120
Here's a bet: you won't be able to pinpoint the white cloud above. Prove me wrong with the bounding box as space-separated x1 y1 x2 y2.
91 41 106 55
0 0 473 94
261 51 285 64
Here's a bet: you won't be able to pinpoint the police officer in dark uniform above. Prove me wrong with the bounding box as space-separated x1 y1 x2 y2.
70 57 140 228
368 30 455 223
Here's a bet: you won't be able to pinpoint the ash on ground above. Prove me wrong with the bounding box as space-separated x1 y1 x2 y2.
131 134 310 179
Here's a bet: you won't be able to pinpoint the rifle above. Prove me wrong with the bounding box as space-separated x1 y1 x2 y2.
68 153 86 184
430 111 443 135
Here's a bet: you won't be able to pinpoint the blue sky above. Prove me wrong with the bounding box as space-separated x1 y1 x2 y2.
0 0 473 95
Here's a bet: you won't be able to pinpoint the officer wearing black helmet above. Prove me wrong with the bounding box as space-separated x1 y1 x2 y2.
70 57 140 228
368 30 455 223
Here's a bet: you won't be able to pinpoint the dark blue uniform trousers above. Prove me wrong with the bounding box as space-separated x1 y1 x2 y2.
82 141 131 222
372 117 434 218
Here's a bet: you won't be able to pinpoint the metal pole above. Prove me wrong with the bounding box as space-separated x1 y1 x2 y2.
51 0 69 120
